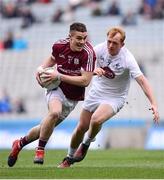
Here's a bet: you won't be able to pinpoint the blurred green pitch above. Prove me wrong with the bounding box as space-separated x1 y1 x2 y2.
0 149 163 179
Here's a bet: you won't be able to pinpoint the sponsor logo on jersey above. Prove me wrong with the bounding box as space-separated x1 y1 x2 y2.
68 56 73 64
59 54 65 59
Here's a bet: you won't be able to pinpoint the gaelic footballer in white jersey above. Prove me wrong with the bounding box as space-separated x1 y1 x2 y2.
58 27 159 168
84 41 143 113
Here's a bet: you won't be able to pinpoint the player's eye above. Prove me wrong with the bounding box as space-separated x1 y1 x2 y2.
108 40 111 44
76 37 82 40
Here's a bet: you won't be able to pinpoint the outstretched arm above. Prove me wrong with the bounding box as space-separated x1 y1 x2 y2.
135 75 159 124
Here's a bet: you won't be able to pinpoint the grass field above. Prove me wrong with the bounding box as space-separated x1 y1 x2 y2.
0 149 163 179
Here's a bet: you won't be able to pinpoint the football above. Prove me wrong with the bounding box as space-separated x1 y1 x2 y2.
40 67 61 90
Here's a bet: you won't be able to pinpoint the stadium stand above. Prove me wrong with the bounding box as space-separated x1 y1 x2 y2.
0 0 163 121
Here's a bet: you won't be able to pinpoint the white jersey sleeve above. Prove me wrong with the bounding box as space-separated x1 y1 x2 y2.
125 49 143 79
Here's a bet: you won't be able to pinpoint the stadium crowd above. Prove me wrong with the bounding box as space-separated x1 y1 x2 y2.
0 0 163 25
0 0 163 50
0 88 26 114
0 0 163 118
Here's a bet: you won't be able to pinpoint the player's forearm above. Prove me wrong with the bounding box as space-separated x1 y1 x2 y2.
137 75 157 106
143 85 157 106
60 73 93 87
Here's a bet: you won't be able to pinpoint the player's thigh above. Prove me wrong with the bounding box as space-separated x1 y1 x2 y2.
55 99 77 126
91 104 114 124
46 88 64 114
48 98 62 114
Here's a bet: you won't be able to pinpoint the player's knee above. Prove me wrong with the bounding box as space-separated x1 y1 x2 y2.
77 124 88 133
49 110 61 120
91 115 102 128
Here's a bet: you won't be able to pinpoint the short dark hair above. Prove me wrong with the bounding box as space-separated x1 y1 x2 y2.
70 22 87 33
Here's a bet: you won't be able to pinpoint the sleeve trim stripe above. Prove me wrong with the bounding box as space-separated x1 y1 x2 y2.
84 44 94 71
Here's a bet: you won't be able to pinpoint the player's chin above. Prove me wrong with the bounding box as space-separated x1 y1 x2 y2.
109 49 117 56
76 46 83 51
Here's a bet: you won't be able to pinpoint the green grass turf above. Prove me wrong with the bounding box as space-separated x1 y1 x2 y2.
0 149 163 179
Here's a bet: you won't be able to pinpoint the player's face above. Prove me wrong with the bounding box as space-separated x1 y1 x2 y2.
107 33 124 56
69 31 88 52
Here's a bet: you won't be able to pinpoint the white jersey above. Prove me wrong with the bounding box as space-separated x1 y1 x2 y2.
90 41 143 100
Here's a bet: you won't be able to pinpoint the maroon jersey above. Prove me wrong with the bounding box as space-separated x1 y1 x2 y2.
51 38 96 101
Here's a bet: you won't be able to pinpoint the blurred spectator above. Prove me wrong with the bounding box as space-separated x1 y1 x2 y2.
146 0 157 8
16 0 37 4
51 7 63 23
139 0 164 19
20 6 39 29
89 0 103 3
152 0 164 19
1 31 28 51
68 0 83 10
13 35 28 50
13 97 27 114
26 0 38 4
3 31 14 49
62 5 75 23
91 2 102 16
0 2 20 18
105 0 121 16
0 40 4 51
121 11 137 26
0 89 27 114
38 0 52 3
139 0 156 19
0 89 12 114
85 0 103 17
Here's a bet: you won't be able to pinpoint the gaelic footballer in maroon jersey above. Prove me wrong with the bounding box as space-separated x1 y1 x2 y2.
51 39 95 100
7 22 96 167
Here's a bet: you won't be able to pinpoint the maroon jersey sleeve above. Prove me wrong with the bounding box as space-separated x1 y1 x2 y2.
81 42 96 72
51 39 69 60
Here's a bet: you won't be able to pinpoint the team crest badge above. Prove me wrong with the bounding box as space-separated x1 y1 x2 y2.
74 58 79 65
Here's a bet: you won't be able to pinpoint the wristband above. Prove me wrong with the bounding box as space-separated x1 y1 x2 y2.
57 73 61 81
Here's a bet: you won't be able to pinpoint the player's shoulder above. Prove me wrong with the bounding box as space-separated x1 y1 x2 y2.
53 38 69 48
122 46 132 55
83 41 95 52
121 46 135 60
55 38 69 45
121 47 137 68
82 41 96 58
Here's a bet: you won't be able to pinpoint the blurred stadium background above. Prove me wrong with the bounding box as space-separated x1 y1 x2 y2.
0 0 164 150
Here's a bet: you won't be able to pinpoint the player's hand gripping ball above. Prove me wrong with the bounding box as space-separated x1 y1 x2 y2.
39 67 61 90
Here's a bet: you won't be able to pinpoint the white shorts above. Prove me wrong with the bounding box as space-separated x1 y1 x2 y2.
83 90 125 114
45 88 78 121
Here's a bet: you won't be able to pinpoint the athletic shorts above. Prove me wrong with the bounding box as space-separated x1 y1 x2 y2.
83 90 125 114
45 87 78 121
